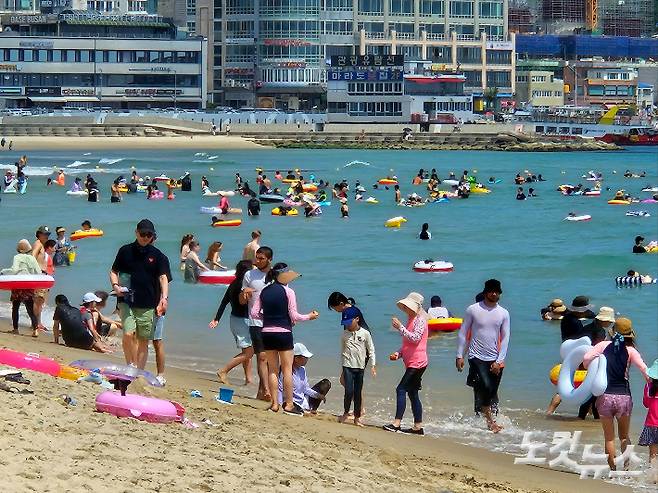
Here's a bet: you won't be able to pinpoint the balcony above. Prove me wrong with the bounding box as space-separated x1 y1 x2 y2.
364 32 386 39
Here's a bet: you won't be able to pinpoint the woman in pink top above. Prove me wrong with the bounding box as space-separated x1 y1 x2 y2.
383 292 428 436
250 263 318 415
583 318 648 470
639 359 658 481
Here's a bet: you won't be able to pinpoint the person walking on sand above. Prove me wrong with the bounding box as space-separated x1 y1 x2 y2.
339 306 376 427
32 225 51 333
210 260 254 385
383 292 428 435
1 239 40 336
242 230 261 262
456 279 510 433
250 262 319 415
240 246 273 400
109 219 171 367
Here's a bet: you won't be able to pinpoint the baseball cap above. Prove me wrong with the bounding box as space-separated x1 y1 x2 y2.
82 292 102 304
136 218 156 234
293 343 313 358
341 306 361 326
36 225 51 235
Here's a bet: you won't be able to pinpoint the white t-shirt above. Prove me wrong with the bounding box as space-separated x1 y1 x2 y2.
242 268 268 327
427 306 449 319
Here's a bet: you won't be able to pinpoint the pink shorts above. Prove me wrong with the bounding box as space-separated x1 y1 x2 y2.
595 393 633 418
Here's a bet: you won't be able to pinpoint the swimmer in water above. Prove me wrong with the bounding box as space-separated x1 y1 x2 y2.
418 223 431 240
340 198 349 218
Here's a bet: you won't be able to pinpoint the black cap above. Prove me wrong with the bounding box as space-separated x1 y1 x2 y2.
635 235 644 243
136 218 156 234
483 279 502 294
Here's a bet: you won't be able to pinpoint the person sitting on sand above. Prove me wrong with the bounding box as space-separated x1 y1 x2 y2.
541 299 567 320
278 343 330 414
52 294 111 352
92 290 122 339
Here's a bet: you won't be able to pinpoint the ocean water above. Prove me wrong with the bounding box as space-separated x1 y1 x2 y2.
1 146 657 484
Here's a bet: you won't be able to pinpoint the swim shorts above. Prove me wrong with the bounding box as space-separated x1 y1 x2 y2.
467 358 503 414
595 393 633 418
153 315 165 341
119 303 156 340
230 316 251 349
249 325 265 354
262 331 293 351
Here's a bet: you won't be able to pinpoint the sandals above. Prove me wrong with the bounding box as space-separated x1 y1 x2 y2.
5 373 30 385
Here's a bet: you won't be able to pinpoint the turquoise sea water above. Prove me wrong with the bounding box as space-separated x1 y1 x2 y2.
1 146 657 482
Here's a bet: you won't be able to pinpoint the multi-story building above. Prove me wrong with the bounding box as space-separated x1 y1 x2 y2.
563 64 638 107
0 10 207 108
197 0 514 109
515 69 563 108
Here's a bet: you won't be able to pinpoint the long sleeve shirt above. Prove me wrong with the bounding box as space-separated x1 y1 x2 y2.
214 279 248 321
250 284 311 333
642 383 658 427
341 328 376 369
397 314 428 369
1 253 42 275
277 365 322 410
456 302 510 364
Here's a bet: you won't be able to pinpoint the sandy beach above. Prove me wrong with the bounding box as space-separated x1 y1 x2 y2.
0 327 630 493
1 135 266 151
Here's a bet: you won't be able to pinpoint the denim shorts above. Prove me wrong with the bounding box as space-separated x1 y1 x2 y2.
595 393 633 418
229 316 251 349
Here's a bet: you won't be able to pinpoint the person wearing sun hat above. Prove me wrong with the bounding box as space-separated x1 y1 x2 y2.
583 306 615 345
250 262 319 416
456 279 510 434
584 317 649 470
541 298 567 321
560 295 596 342
638 359 658 473
383 291 428 435
1 239 41 335
53 226 72 266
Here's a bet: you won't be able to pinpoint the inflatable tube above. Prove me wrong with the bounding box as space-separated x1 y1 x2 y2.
96 390 184 424
487 179 502 184
200 206 222 214
117 186 129 193
584 190 601 196
66 190 88 197
198 270 236 285
281 178 297 184
317 201 331 207
616 275 656 286
259 194 285 203
564 215 591 222
283 199 302 207
365 197 378 204
0 349 61 376
557 337 607 405
641 187 658 193
608 199 631 205
302 184 318 193
378 179 398 185
70 360 163 387
203 190 235 197
272 207 298 216
70 229 103 241
442 179 459 186
153 175 170 182
550 364 586 387
148 191 165 200
433 198 450 203
428 317 462 332
413 260 454 272
470 187 490 194
385 216 407 228
640 199 657 204
58 365 89 381
0 274 55 290
625 211 650 217
212 219 242 227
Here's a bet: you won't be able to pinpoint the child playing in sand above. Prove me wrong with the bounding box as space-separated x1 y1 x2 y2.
640 359 658 483
339 306 376 427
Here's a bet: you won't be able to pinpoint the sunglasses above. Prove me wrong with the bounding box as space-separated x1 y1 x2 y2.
138 231 154 238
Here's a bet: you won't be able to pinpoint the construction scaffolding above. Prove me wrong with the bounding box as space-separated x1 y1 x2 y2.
599 0 655 37
541 0 585 22
509 2 536 33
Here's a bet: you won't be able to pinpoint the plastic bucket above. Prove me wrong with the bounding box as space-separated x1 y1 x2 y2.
67 251 76 264
218 387 234 403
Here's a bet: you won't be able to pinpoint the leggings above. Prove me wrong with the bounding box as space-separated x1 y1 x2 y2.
12 299 38 331
395 366 427 423
342 367 364 418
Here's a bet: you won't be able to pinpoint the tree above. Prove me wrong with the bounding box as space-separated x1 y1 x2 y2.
484 87 499 112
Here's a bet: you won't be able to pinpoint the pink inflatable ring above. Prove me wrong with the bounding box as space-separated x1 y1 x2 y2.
95 391 185 424
0 274 55 291
199 270 236 285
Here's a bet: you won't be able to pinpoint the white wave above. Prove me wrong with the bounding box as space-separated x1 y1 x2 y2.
82 153 91 156
0 165 53 176
344 160 373 168
194 152 208 157
98 158 124 165
66 161 90 168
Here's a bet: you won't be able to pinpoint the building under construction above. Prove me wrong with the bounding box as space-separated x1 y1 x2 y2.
509 2 536 33
541 0 655 36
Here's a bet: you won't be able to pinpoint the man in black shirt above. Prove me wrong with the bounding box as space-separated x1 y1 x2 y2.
110 219 171 367
247 194 260 216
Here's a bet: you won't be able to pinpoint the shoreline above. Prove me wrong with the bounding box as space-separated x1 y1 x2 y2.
0 326 630 493
0 135 267 151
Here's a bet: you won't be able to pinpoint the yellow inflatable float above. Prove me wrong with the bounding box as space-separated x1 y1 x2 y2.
385 216 407 228
70 229 104 241
608 199 631 205
272 207 298 216
549 364 587 387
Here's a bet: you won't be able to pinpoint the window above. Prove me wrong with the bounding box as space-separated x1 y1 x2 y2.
389 0 413 15
588 85 603 96
326 0 352 10
457 47 481 64
420 0 443 15
449 0 473 17
486 70 510 87
479 1 502 18
486 50 510 65
358 0 383 14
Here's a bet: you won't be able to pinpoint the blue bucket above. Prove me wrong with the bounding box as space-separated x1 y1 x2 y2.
218 387 234 403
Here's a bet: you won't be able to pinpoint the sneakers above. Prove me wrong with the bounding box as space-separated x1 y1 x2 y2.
283 403 303 417
382 424 401 433
156 374 167 386
400 427 424 436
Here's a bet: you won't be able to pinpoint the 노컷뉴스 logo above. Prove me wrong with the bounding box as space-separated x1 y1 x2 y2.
514 431 643 479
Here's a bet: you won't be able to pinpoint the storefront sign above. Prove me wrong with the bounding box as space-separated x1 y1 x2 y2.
0 64 18 72
0 87 23 96
327 69 403 81
485 41 513 50
6 14 52 24
118 88 183 96
19 41 54 48
26 86 61 96
330 55 404 68
276 61 306 68
263 39 311 47
61 87 96 96
225 68 254 75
